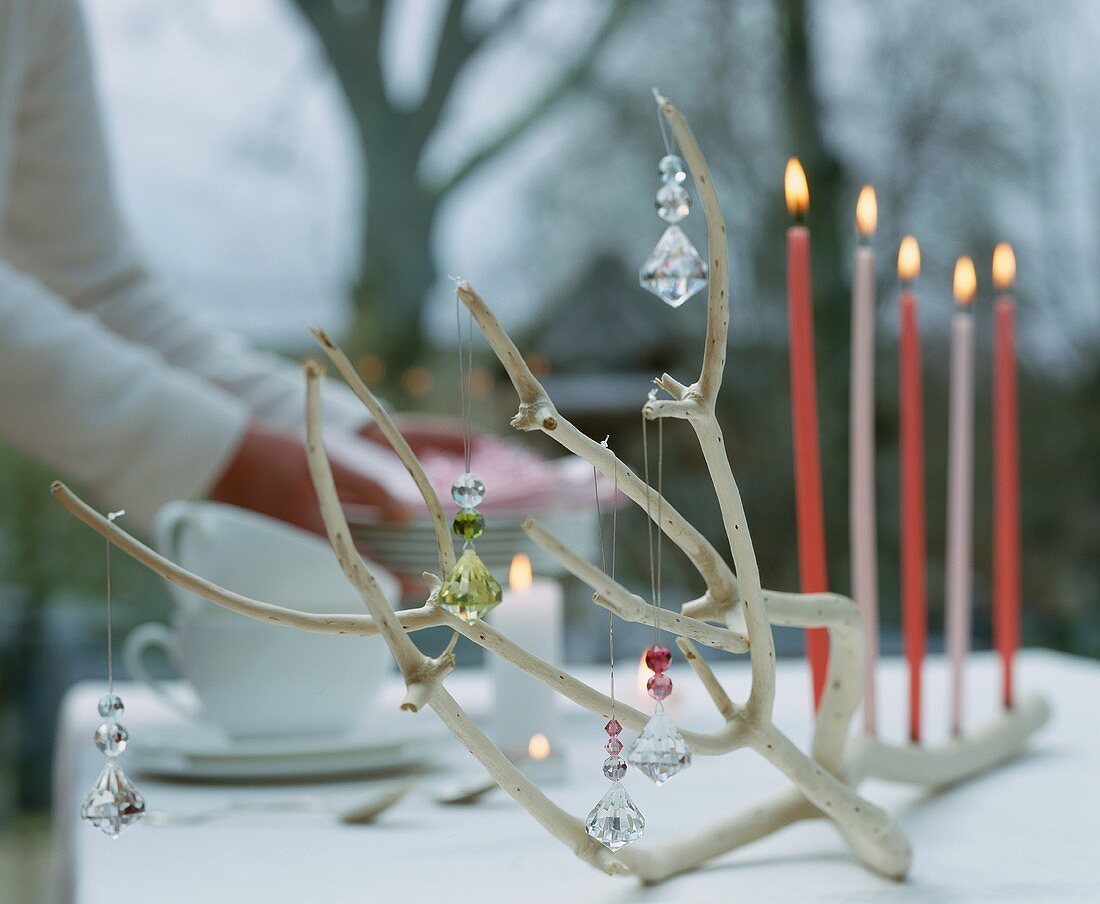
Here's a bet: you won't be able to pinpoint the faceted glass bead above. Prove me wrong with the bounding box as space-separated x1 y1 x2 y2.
605 736 623 756
93 722 129 757
438 547 502 625
647 673 673 700
450 473 486 508
639 225 708 308
644 645 671 673
602 756 627 781
80 759 146 838
97 694 124 719
451 509 485 541
627 703 692 786
658 154 686 183
656 183 691 224
604 718 623 736
584 781 645 852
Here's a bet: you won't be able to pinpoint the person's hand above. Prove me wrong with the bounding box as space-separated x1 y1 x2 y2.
211 421 408 535
360 414 469 457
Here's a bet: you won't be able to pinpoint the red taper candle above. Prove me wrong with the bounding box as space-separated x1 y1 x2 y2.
784 158 829 709
898 235 926 743
992 242 1021 709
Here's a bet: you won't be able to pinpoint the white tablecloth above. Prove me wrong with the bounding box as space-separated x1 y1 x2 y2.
53 651 1098 903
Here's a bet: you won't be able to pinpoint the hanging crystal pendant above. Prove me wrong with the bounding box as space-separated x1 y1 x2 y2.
584 781 646 852
81 759 146 838
438 547 502 624
640 225 708 308
627 702 692 786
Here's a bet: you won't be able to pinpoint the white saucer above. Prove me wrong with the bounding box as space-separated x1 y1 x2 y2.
130 715 446 781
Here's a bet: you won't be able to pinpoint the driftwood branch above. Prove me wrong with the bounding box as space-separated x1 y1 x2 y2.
311 327 456 576
51 92 1048 887
524 518 748 653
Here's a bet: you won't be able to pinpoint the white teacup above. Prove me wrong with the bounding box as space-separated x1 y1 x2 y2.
124 501 397 738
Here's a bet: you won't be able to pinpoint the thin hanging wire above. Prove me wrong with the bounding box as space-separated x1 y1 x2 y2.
594 440 619 717
455 295 474 475
642 413 661 646
656 103 675 158
656 417 665 620
105 510 125 696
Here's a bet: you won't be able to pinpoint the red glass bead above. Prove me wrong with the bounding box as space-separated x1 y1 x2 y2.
647 673 673 700
604 718 623 736
644 645 671 673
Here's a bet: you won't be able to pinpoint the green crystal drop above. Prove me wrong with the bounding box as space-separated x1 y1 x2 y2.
452 509 485 541
438 548 502 625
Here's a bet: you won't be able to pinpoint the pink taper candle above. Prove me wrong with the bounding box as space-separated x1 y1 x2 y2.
897 236 926 744
784 158 830 710
849 186 879 735
992 243 1021 709
945 256 977 737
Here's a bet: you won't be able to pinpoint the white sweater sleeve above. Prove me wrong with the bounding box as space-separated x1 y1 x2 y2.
0 261 249 529
0 0 370 436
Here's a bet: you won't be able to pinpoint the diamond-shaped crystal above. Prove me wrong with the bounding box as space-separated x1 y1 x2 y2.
627 703 692 786
639 225 707 308
584 781 645 852
80 760 145 838
438 547 502 624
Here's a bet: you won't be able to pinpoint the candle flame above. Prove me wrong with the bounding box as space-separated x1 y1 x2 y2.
528 733 551 761
992 242 1016 290
898 236 921 283
855 185 877 237
953 256 977 305
784 158 809 219
509 553 533 591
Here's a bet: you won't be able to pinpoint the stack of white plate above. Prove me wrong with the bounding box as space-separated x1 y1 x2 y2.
349 507 598 585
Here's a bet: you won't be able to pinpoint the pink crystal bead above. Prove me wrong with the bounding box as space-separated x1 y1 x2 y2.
644 645 671 673
605 736 623 755
647 673 673 700
604 718 623 736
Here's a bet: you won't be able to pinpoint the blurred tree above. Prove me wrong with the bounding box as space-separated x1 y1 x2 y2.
290 0 642 366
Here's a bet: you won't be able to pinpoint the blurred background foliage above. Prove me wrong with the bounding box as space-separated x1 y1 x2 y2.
1 0 1098 836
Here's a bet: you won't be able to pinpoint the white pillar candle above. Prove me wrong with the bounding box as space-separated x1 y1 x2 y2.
946 257 977 737
489 554 563 762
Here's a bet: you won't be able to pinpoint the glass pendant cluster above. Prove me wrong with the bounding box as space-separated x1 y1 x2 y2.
584 717 645 851
80 693 145 837
627 646 693 785
639 153 708 308
439 473 501 624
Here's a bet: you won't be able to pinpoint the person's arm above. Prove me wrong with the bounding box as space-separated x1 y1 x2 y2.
0 0 369 432
0 261 249 530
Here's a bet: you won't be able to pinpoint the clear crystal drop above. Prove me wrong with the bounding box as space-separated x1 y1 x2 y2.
602 756 627 781
438 547 502 624
93 722 129 757
639 225 708 308
656 183 691 223
450 473 485 508
658 154 686 183
627 703 692 786
80 759 145 838
584 781 645 852
97 694 124 719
